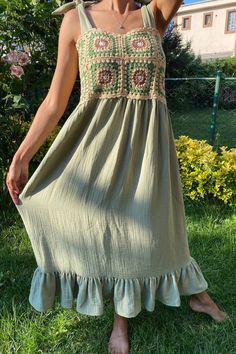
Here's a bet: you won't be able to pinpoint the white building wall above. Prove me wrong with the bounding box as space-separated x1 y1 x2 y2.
174 0 236 59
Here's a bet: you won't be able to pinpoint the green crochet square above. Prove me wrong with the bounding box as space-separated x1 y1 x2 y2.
88 31 119 57
125 61 155 95
90 61 121 94
124 32 154 57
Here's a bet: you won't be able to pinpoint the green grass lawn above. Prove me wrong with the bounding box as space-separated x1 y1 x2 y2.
0 199 235 354
169 108 236 149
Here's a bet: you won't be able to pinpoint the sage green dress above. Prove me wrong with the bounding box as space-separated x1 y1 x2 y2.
15 0 208 318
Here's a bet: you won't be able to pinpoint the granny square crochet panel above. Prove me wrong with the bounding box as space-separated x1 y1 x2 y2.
76 28 166 103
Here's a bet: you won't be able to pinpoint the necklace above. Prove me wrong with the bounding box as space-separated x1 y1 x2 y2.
111 1 137 29
113 11 130 29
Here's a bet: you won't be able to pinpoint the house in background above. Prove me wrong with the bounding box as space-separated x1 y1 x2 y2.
173 0 236 60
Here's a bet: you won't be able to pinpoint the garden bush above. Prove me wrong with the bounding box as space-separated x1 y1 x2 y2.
175 135 236 205
0 0 62 122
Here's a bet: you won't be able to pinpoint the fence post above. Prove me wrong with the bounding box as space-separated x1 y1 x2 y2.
209 70 223 146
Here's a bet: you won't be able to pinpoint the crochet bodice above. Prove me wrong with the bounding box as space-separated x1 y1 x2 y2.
52 0 166 104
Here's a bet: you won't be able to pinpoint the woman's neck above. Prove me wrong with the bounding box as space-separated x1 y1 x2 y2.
94 0 140 13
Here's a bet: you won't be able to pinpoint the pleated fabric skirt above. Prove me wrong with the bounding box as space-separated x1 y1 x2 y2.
16 97 208 317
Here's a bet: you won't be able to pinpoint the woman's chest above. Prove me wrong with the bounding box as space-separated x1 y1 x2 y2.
75 28 166 102
76 28 165 64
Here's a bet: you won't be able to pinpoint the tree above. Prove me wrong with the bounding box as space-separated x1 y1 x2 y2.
162 20 207 78
0 0 64 121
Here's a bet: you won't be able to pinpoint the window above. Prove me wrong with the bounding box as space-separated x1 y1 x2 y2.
182 16 191 30
225 10 236 33
203 12 213 27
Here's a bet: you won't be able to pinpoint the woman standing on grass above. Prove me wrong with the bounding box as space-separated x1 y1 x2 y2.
6 0 229 353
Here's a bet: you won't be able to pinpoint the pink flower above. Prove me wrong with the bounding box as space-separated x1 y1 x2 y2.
5 50 19 65
1 49 30 66
17 51 30 66
10 64 24 79
1 48 30 78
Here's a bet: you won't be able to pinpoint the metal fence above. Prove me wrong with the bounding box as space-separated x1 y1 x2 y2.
165 70 236 150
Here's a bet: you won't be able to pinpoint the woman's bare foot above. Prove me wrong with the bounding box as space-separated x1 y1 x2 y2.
189 291 229 322
108 298 129 354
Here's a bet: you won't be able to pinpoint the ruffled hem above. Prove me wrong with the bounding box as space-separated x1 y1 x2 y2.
28 256 208 318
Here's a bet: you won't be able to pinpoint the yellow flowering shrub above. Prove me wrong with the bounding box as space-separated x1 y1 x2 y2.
211 146 236 203
175 136 236 205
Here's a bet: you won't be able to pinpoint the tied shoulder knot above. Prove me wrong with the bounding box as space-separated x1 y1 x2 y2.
51 0 81 15
51 0 98 15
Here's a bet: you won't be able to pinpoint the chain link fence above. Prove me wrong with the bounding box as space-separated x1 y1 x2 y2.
165 71 236 149
68 70 236 150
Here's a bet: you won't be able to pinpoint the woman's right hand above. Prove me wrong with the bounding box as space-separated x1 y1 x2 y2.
5 158 29 205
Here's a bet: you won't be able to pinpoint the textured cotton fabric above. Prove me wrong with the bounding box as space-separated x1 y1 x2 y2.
16 0 208 318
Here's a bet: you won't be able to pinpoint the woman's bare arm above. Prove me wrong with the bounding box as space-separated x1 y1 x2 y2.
6 9 81 204
13 9 80 164
149 0 183 38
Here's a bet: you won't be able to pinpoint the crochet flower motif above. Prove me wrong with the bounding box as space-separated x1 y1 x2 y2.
98 68 113 85
94 37 110 50
131 38 147 50
132 68 147 86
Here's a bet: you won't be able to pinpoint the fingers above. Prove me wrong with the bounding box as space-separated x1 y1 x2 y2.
6 160 29 206
5 174 21 205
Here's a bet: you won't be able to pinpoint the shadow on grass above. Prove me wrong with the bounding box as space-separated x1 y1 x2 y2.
184 197 236 220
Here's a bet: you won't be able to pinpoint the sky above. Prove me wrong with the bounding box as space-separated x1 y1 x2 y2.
184 0 207 4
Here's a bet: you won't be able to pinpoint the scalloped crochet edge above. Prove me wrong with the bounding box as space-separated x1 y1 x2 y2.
28 256 208 318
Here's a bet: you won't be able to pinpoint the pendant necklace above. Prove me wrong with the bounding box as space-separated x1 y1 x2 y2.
111 1 136 29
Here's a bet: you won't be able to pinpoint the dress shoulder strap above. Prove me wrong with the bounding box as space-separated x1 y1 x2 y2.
51 0 152 16
51 0 156 34
142 2 157 29
51 0 97 16
51 0 98 36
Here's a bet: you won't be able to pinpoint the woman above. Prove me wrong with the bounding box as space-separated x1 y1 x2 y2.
6 0 228 353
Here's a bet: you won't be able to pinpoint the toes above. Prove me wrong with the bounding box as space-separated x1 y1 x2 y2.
224 313 231 322
216 311 230 322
